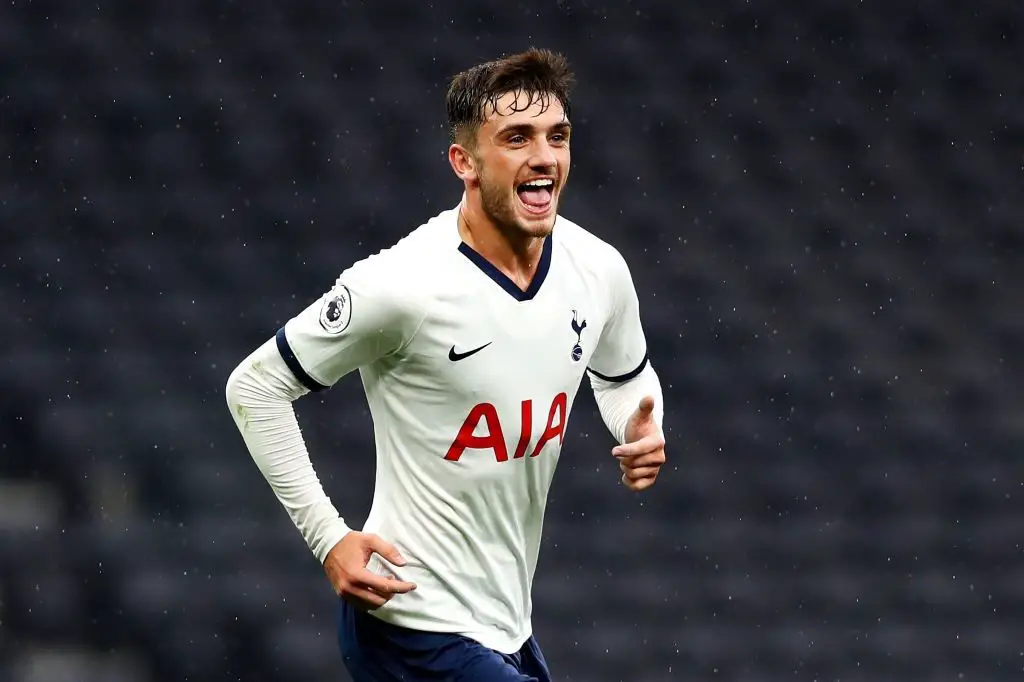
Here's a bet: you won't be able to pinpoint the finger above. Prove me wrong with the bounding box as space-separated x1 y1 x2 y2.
367 576 397 595
366 534 407 567
357 570 417 594
621 473 657 491
365 574 398 591
355 568 417 595
637 395 656 418
343 587 389 611
621 465 661 480
612 434 664 458
618 451 666 469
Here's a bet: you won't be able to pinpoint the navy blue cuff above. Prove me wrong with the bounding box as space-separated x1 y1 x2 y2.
276 327 328 392
587 352 649 382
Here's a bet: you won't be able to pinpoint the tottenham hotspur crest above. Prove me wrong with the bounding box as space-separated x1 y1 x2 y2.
570 309 587 362
318 285 352 334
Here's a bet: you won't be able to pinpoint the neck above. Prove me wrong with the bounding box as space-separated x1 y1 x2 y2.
458 194 546 290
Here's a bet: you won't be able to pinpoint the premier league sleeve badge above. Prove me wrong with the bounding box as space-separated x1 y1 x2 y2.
318 285 352 334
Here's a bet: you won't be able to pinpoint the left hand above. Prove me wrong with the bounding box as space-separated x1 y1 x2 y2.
612 395 666 492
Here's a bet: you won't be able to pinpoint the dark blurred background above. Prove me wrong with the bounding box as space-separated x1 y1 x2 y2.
2 1 1022 680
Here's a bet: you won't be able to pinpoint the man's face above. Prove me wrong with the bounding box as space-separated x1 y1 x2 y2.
469 90 571 239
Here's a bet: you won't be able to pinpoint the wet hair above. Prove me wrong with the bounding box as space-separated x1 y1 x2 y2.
446 47 575 148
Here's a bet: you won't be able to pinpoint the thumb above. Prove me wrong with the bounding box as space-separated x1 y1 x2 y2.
366 534 407 567
636 395 656 419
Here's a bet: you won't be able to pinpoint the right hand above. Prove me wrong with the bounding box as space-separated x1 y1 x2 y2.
323 531 417 611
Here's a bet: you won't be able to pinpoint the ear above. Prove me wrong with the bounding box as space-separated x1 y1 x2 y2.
448 144 479 184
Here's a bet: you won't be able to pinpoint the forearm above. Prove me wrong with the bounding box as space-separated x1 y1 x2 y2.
589 363 665 444
225 337 351 563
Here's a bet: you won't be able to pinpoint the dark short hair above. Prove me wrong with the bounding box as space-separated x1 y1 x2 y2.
446 47 575 148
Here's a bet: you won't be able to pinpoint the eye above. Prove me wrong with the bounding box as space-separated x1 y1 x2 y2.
507 134 527 145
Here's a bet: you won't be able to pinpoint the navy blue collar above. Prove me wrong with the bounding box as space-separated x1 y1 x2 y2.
458 235 553 302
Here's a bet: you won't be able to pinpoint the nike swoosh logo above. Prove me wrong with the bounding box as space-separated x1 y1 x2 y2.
448 342 492 362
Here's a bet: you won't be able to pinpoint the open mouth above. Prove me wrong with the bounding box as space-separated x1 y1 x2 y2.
516 179 555 214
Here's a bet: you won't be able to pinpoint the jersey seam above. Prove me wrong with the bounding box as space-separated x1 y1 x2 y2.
588 248 628 377
393 288 432 357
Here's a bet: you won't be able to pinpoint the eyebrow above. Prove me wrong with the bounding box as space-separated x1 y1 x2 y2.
494 121 572 137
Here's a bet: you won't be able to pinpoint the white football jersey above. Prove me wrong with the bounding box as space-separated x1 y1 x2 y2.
277 201 649 653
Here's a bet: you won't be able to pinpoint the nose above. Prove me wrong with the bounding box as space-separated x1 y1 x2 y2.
529 140 557 170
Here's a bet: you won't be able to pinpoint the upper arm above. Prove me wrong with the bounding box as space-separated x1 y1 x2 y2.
276 252 425 392
587 250 649 382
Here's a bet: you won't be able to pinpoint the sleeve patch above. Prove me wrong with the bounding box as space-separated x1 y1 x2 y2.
318 285 352 334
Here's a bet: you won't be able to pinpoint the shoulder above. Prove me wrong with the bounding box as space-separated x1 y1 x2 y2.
338 205 461 292
309 205 462 339
553 214 632 279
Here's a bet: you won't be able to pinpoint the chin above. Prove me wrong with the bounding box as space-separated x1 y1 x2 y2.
512 197 558 237
516 217 556 238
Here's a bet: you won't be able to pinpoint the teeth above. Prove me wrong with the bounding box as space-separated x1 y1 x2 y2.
522 179 554 188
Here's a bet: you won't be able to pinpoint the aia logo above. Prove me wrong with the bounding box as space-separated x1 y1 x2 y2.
444 393 568 462
571 309 587 362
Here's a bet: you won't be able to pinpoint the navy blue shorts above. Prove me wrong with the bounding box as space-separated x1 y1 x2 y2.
337 599 552 681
